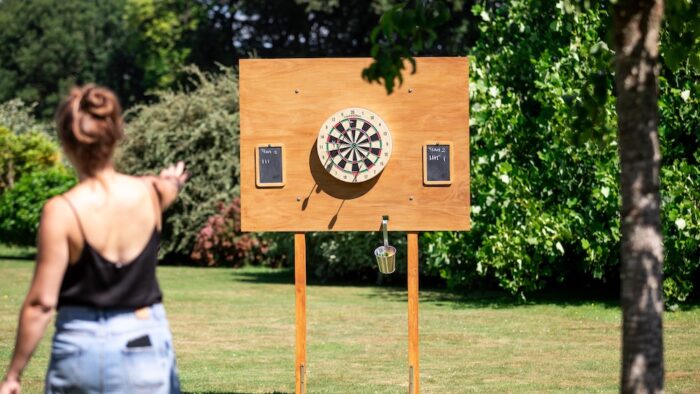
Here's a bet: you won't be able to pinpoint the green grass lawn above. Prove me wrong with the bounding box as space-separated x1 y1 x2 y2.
1 258 699 393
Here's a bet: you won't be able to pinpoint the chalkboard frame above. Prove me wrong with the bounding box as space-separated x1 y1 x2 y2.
422 141 454 186
255 143 286 187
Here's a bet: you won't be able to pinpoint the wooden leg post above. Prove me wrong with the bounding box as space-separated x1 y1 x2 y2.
295 233 307 394
407 232 419 394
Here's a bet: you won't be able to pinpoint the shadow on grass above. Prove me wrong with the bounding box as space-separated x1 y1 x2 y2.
0 255 36 262
231 267 385 288
365 283 700 311
229 267 700 312
230 265 444 289
232 268 295 284
362 285 623 310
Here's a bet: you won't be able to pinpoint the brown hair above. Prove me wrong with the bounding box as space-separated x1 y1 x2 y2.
56 84 124 175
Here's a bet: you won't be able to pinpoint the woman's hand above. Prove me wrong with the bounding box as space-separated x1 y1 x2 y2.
159 161 188 191
0 376 20 394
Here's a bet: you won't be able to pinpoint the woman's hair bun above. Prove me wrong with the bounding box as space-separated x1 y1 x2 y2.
56 84 124 174
70 84 122 144
81 86 116 118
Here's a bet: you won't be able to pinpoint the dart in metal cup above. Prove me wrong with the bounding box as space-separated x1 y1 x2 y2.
374 215 396 274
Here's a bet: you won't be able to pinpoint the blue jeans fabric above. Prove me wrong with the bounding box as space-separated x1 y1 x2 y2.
45 303 181 394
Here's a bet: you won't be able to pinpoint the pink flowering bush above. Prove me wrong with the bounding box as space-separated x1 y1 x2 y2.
191 198 272 267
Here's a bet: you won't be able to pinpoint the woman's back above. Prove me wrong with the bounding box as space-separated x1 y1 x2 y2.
62 173 161 266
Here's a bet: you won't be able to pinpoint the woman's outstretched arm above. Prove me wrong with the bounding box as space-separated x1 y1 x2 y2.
1 197 70 394
151 161 189 211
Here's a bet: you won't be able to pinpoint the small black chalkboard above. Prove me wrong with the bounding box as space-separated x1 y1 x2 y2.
423 142 453 185
256 145 285 187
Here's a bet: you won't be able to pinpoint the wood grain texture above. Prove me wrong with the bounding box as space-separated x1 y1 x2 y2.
294 233 307 394
240 57 470 232
407 232 420 393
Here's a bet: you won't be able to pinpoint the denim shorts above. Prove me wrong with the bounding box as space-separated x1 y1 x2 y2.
45 303 181 394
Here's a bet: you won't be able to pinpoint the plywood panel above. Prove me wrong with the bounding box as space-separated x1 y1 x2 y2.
239 57 469 232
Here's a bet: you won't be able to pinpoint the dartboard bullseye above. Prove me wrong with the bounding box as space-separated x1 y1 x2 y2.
317 107 392 183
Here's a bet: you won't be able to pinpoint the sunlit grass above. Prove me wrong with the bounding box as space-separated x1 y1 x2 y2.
1 260 698 393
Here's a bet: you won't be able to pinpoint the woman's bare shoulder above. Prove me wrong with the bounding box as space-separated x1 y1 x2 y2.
41 195 74 224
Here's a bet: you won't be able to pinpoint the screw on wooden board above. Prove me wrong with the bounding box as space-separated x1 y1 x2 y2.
408 88 414 93
296 196 301 202
409 196 414 201
295 89 300 94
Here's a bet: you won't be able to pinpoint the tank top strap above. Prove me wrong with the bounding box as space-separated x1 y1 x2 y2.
59 195 87 239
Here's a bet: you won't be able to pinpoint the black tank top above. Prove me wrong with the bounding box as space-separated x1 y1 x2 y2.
57 192 163 310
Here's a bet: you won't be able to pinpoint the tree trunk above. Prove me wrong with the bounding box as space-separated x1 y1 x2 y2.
613 1 665 393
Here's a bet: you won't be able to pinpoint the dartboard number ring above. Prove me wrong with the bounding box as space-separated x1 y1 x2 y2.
317 107 392 183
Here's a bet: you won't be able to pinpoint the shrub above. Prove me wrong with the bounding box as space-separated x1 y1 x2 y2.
661 159 700 304
0 126 61 192
191 198 274 267
308 231 409 282
192 213 413 281
420 3 621 298
658 61 700 304
0 99 48 134
0 166 77 245
116 65 239 258
259 231 414 283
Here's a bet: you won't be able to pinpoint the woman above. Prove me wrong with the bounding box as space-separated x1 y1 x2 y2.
0 85 187 394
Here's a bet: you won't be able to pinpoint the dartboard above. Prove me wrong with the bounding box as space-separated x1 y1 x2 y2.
317 107 392 183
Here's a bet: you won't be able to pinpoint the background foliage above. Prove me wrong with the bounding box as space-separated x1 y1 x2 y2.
0 167 76 245
0 99 47 135
0 127 59 193
0 0 130 117
191 198 275 267
657 44 700 303
0 99 76 244
420 1 625 298
124 0 203 91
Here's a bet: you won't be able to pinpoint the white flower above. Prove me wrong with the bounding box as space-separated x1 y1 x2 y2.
556 242 565 255
680 90 690 102
675 218 687 230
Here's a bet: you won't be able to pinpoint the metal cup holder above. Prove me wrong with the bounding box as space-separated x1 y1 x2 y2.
374 216 396 274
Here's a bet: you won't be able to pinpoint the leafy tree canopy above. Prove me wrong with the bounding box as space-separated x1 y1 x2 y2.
0 0 130 117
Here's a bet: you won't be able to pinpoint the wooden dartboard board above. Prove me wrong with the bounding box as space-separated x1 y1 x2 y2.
239 57 470 232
